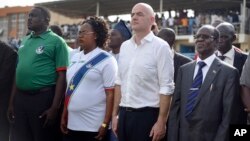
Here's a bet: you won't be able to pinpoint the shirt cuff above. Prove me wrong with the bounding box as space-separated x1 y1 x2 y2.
159 85 175 95
115 79 121 85
56 67 67 71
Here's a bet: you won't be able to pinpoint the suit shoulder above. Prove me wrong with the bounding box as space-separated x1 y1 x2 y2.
0 41 16 54
179 60 195 69
174 52 192 62
219 59 238 73
234 47 248 57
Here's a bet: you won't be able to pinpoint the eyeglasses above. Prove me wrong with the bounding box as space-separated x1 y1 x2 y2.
78 31 94 36
194 34 215 40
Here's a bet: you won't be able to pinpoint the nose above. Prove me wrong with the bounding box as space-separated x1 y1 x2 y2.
28 15 32 22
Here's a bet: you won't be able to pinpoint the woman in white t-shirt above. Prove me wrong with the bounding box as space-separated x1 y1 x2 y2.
61 16 117 141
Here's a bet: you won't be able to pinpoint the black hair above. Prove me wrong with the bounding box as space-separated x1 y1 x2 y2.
50 25 63 37
34 6 51 23
82 16 109 48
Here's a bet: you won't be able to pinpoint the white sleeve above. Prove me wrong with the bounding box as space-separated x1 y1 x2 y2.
157 42 175 95
102 56 118 89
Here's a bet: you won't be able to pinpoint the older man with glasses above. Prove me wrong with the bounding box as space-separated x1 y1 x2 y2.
168 25 242 141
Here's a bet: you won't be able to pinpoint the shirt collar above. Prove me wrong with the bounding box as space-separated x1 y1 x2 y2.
29 29 51 39
197 54 216 68
217 47 234 60
131 31 154 45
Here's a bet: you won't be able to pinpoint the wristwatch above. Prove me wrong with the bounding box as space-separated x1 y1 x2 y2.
101 123 107 128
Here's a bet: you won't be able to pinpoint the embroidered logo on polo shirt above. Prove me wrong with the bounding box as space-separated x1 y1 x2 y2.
36 46 45 54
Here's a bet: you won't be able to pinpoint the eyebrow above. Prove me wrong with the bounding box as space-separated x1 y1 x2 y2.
131 11 144 16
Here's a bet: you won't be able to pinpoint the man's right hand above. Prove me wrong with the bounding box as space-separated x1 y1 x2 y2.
112 115 118 137
60 106 68 134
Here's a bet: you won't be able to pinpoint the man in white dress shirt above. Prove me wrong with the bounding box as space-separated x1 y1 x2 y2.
112 3 174 141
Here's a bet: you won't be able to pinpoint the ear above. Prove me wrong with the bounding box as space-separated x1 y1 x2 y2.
150 16 155 24
94 33 97 40
231 34 236 42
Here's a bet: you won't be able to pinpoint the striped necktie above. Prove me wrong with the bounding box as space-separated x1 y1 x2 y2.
185 61 206 117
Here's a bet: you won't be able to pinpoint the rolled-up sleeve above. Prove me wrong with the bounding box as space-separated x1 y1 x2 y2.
157 43 175 95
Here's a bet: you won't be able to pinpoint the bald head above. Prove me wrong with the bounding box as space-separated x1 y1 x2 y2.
132 3 155 17
216 22 235 36
131 3 155 33
216 22 236 54
157 28 176 47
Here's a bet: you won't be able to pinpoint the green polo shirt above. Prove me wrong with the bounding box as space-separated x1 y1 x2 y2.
16 29 69 90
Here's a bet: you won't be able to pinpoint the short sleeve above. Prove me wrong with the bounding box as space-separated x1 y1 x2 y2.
55 38 69 71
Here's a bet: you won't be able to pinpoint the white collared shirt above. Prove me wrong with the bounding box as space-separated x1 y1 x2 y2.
195 54 216 82
217 47 235 66
116 32 174 108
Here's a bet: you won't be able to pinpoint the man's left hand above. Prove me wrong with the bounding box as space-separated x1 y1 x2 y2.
39 107 58 127
150 120 166 141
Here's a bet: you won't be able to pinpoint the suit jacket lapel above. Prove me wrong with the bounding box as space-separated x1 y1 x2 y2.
183 62 196 104
233 49 242 71
193 58 222 109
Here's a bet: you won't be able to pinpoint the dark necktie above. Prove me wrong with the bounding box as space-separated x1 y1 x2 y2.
185 61 206 117
218 55 226 61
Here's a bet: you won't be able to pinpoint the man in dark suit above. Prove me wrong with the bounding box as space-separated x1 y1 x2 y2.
168 25 241 141
157 28 192 82
0 40 17 141
216 22 248 124
215 22 248 75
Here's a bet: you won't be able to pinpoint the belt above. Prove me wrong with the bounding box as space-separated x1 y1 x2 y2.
120 106 159 112
18 86 55 95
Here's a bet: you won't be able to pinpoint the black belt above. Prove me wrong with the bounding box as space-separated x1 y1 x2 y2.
120 106 159 112
18 86 55 95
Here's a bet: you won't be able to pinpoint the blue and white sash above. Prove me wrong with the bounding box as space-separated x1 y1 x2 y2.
65 52 109 107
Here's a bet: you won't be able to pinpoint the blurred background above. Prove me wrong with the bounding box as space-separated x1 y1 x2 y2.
0 0 249 58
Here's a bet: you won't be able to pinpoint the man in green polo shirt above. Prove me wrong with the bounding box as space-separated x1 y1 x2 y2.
7 6 68 141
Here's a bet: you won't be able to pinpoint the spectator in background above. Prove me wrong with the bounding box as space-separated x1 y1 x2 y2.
157 28 192 82
216 22 247 75
167 15 175 29
109 20 132 61
50 25 73 59
151 22 159 35
0 40 17 141
50 25 63 37
216 22 248 124
108 19 131 141
8 6 69 141
61 16 117 141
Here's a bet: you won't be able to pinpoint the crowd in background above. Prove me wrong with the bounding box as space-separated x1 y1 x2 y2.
1 3 250 141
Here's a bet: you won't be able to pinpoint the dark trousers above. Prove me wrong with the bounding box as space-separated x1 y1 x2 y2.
10 87 61 141
118 107 159 141
63 129 108 141
0 105 10 141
